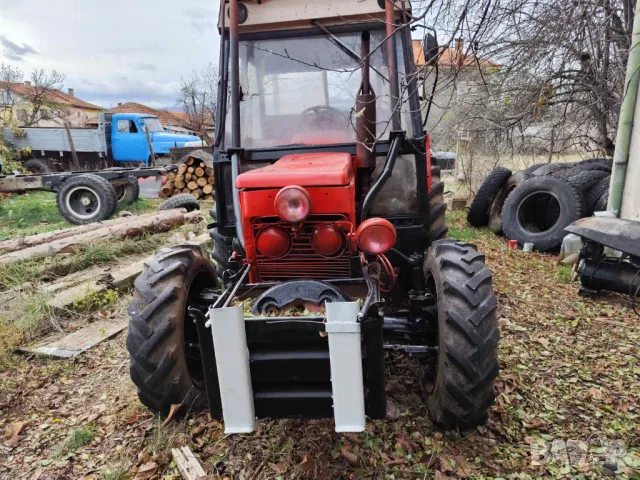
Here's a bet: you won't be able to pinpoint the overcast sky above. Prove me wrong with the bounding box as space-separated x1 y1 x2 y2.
0 0 221 110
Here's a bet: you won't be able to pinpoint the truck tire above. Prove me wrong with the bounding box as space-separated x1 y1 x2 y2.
115 179 140 206
428 166 448 242
467 167 512 227
56 174 118 225
487 171 527 234
501 176 585 251
555 169 608 195
531 162 574 177
522 163 547 176
127 245 220 416
23 158 54 174
158 193 200 212
588 175 611 212
422 239 499 428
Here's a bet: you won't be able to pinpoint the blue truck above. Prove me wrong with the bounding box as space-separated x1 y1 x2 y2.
2 112 203 173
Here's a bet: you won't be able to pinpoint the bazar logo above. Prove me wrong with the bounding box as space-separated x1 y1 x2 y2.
528 437 638 474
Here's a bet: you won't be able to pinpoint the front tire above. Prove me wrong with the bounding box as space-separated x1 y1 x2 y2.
422 240 499 428
127 245 219 416
56 174 117 224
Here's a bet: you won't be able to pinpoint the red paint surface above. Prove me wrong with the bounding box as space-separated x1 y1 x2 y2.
235 152 353 189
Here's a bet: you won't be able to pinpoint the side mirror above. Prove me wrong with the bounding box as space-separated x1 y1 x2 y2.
423 33 439 67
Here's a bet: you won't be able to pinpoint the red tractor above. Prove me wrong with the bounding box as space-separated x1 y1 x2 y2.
127 0 499 432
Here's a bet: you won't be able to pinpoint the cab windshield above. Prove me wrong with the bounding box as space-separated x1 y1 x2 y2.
227 30 408 150
140 117 164 132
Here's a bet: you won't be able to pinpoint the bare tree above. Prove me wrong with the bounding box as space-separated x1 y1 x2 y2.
0 63 67 127
178 63 219 143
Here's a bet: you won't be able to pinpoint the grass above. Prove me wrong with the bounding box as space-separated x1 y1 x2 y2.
0 233 169 291
100 465 130 480
446 208 497 244
556 263 575 284
54 428 94 458
0 192 159 240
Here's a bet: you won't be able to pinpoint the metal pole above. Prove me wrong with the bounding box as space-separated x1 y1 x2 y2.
608 0 640 216
385 0 401 131
230 0 241 148
228 0 245 248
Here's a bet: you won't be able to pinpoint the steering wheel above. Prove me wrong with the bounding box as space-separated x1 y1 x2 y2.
300 105 344 130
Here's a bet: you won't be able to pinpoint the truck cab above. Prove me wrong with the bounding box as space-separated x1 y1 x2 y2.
110 113 201 165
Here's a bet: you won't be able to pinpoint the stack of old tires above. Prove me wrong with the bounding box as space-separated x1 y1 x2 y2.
467 158 612 251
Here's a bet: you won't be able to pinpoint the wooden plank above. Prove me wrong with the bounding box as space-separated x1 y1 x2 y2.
27 319 127 358
171 446 207 480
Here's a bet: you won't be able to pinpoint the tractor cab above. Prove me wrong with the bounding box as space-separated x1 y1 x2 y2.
126 0 499 435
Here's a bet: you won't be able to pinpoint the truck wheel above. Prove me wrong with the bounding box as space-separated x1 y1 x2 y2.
23 158 54 174
115 180 140 206
56 174 117 225
428 166 448 242
127 245 220 416
158 193 200 212
422 240 499 428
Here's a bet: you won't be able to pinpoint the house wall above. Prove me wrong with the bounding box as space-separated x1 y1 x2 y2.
1 93 100 128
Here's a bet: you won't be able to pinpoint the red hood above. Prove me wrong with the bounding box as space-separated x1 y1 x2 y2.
235 152 353 189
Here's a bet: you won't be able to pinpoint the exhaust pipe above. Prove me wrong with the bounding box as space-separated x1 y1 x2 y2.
356 31 377 197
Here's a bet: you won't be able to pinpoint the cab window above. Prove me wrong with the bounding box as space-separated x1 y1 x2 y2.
117 119 138 133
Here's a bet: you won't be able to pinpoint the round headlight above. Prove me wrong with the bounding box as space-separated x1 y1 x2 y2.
355 218 396 255
256 225 291 258
311 224 344 256
274 185 311 223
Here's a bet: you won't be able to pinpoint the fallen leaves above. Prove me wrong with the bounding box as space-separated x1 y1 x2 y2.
134 461 158 479
4 420 28 447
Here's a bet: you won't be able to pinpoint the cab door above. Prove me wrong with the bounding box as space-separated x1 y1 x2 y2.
112 118 147 162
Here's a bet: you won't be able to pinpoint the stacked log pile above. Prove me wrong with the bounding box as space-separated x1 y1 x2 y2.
160 156 215 201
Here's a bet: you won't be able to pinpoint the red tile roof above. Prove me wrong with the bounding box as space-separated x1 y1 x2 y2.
106 102 189 128
412 40 498 69
3 82 102 110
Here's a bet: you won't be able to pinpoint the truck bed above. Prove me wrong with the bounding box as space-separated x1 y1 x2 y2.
2 126 107 154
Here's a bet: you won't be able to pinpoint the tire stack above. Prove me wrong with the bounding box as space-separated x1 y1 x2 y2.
466 158 612 251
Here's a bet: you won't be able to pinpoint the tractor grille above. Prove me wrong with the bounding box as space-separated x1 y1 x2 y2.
253 215 352 281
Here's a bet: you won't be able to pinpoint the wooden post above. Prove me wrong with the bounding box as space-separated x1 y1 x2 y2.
145 126 156 166
64 122 81 171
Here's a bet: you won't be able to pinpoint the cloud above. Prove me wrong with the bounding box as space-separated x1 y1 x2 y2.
185 6 215 32
0 35 37 61
133 63 158 72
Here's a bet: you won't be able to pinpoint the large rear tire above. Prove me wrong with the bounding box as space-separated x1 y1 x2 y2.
158 193 200 212
422 240 499 428
428 165 448 241
127 245 220 416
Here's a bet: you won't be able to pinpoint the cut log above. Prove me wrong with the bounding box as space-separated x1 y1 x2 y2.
186 157 195 166
196 177 207 188
0 212 162 254
207 176 215 184
185 173 193 181
182 188 190 193
203 194 214 201
168 172 177 181
199 162 205 168
174 179 186 189
187 181 198 190
194 167 205 177
204 167 213 177
178 164 188 174
202 184 214 195
193 188 203 199
171 446 206 480
0 210 203 265
187 167 195 174
160 181 174 196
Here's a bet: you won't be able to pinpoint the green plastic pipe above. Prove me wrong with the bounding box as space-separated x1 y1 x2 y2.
609 1 640 216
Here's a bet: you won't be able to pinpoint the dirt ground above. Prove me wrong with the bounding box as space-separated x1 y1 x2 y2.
0 211 639 480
